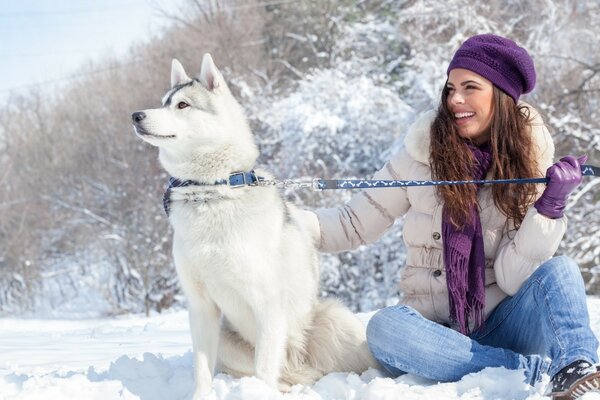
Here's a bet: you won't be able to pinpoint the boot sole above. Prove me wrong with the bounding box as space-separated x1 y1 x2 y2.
552 370 600 399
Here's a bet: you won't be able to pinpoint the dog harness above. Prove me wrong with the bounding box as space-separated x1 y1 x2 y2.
163 170 264 216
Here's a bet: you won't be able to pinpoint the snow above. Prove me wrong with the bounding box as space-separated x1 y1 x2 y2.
2 300 600 399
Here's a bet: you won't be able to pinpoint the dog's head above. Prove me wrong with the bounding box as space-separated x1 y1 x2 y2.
131 54 259 180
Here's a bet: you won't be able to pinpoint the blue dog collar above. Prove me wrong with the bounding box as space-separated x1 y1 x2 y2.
163 170 264 216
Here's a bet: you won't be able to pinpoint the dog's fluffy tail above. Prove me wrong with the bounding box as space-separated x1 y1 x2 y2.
219 299 379 389
307 298 378 372
281 298 378 386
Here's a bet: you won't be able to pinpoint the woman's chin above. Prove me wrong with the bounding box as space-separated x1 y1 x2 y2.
458 129 490 145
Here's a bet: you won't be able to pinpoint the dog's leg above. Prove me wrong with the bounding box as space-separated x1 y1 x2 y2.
254 308 288 388
174 244 221 398
186 288 221 399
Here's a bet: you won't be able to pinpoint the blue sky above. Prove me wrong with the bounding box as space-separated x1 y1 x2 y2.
0 0 181 98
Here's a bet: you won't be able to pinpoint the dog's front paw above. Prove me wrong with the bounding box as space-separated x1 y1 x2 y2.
192 375 213 399
255 372 280 391
278 380 293 393
192 385 212 400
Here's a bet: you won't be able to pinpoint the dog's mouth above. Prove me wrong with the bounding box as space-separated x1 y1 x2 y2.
134 125 176 139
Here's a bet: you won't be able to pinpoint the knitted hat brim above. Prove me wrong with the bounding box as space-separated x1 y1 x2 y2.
448 58 520 103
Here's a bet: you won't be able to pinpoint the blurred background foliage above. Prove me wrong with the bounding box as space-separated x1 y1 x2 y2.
0 0 598 315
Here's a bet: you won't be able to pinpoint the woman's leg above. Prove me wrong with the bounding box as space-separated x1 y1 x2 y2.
367 255 599 386
471 255 599 378
366 304 548 384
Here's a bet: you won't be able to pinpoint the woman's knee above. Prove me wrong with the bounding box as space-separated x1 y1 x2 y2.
535 255 581 282
366 307 389 346
366 305 420 349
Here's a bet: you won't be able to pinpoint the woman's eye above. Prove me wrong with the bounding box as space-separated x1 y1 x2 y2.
177 102 189 109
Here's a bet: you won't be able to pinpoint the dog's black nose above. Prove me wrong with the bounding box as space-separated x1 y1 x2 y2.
132 111 146 123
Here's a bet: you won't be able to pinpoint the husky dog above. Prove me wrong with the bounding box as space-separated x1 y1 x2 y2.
131 54 377 397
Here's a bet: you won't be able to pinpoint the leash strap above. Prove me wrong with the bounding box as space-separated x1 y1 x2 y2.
315 164 600 190
161 165 599 214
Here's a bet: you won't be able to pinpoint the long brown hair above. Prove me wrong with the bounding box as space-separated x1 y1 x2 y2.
430 86 541 229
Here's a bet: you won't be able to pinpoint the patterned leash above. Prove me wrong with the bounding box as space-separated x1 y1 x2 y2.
259 164 600 190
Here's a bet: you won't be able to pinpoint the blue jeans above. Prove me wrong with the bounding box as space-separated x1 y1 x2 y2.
366 256 599 385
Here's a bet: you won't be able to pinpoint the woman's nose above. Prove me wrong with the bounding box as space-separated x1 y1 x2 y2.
449 91 464 105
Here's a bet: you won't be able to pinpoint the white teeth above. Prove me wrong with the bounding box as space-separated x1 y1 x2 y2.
455 112 475 119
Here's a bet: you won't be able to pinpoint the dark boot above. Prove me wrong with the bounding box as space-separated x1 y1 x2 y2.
550 360 600 399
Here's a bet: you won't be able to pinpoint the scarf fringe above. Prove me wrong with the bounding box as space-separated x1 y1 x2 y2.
444 247 470 335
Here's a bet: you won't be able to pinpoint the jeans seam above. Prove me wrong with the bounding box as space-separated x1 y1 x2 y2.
535 274 567 375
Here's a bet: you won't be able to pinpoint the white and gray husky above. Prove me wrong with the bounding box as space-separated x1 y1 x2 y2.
132 54 377 397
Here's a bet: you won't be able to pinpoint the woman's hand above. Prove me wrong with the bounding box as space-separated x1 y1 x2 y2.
534 155 587 219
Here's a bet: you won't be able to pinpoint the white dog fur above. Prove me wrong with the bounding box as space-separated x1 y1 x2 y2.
132 54 377 398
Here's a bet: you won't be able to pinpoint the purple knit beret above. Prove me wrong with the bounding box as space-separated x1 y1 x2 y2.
447 34 536 103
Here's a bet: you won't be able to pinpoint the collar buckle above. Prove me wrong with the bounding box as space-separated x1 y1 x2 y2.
228 171 259 188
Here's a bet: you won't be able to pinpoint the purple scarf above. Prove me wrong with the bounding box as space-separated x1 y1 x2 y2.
442 143 492 335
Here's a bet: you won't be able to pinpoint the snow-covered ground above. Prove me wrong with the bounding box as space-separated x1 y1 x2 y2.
2 299 600 400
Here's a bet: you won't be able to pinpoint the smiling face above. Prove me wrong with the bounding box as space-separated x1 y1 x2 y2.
446 68 495 145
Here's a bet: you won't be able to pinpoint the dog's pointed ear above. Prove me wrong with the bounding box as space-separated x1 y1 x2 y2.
171 59 191 88
199 53 224 92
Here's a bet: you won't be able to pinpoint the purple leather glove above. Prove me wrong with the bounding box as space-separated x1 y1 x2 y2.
534 155 587 219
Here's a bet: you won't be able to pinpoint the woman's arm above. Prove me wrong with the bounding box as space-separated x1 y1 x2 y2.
494 155 585 295
301 148 413 253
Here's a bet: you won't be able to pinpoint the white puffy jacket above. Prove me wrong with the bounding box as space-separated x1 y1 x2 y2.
302 105 566 326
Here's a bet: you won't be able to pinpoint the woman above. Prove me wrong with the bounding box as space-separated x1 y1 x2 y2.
302 34 599 399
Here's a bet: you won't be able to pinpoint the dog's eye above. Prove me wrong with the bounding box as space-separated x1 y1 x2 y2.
177 101 189 109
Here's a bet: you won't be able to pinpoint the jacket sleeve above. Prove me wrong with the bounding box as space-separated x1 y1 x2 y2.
302 148 413 253
493 108 566 295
